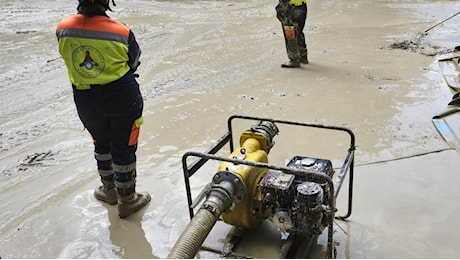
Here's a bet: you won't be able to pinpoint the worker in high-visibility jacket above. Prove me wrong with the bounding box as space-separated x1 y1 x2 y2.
276 0 308 68
56 0 151 218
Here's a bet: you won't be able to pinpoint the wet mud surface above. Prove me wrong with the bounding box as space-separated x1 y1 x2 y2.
1 0 460 258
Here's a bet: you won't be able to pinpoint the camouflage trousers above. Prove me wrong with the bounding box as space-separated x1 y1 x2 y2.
276 2 308 62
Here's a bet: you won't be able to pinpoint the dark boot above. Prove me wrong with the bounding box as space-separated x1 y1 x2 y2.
94 158 117 205
300 55 309 64
94 176 118 205
281 60 301 68
114 164 151 218
118 191 151 218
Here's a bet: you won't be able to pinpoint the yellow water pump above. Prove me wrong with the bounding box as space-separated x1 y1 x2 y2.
168 115 355 259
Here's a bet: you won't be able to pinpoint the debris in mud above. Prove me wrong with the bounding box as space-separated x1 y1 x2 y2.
238 94 257 101
389 40 420 51
16 30 37 34
388 36 452 56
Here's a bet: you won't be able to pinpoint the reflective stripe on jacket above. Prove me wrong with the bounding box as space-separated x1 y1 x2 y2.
56 14 131 90
289 0 306 6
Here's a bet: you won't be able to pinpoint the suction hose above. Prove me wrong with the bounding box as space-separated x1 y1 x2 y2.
168 178 240 258
167 200 224 259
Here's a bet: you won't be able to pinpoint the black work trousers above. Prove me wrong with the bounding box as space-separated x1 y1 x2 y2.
72 72 143 167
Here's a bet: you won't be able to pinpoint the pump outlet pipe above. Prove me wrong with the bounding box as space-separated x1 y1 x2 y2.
167 175 242 259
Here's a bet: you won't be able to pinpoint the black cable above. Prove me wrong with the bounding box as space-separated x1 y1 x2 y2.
355 147 453 167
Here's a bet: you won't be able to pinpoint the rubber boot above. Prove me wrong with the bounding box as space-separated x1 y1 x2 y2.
94 158 118 205
94 177 118 205
114 165 151 218
118 191 151 218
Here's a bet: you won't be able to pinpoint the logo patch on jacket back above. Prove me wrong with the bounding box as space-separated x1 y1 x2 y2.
72 45 105 78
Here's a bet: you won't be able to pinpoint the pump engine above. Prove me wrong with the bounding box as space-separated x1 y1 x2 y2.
260 156 334 236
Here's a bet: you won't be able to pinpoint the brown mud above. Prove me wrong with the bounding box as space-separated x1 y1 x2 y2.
0 0 460 258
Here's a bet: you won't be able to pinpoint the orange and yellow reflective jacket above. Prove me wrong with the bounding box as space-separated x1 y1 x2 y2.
57 14 139 90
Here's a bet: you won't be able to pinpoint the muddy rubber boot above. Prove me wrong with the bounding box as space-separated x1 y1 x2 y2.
114 164 151 218
94 158 118 205
281 60 301 68
94 183 118 205
118 192 151 218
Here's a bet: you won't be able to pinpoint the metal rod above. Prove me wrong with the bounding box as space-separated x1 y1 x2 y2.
335 148 355 220
334 148 355 198
424 11 460 34
432 107 460 119
228 115 356 145
336 155 354 220
182 154 195 219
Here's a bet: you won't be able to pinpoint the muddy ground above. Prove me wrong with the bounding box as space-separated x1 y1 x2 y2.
1 0 460 258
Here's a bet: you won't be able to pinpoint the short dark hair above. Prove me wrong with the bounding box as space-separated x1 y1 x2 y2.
77 0 113 15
